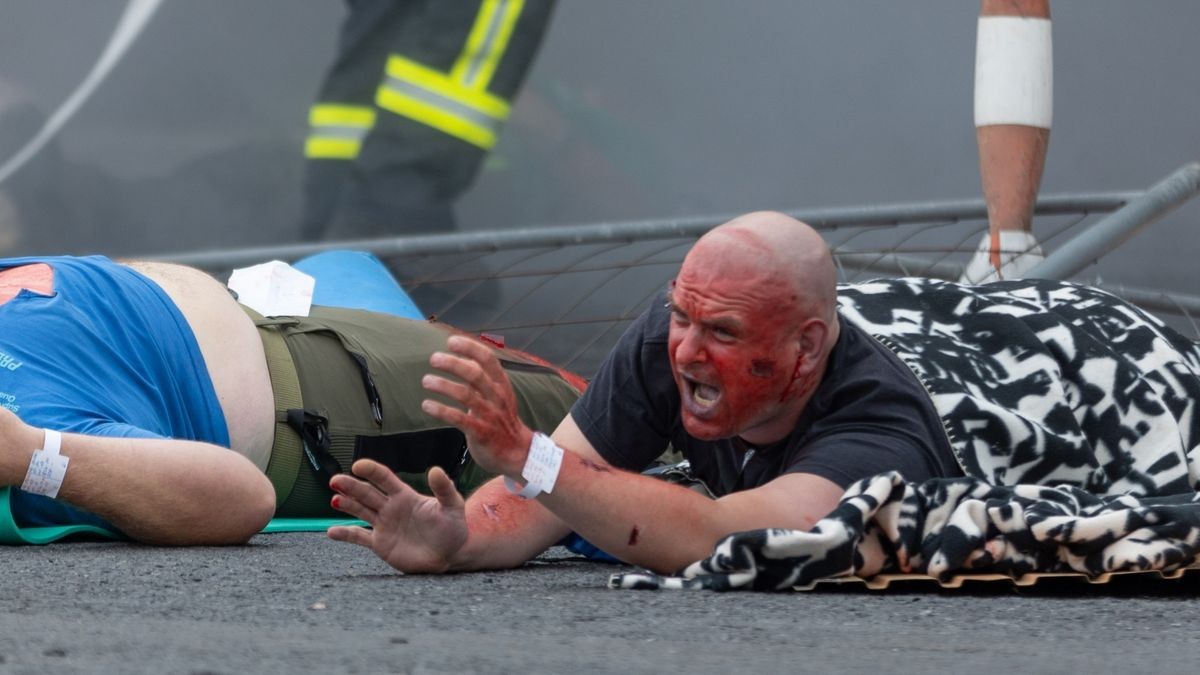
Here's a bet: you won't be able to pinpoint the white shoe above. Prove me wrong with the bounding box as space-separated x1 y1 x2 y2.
960 230 1045 284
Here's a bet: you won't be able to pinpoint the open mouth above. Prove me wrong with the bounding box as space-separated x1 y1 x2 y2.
693 382 720 405
681 374 721 412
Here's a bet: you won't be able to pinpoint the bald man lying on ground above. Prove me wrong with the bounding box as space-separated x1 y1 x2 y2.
329 211 1200 575
0 255 579 544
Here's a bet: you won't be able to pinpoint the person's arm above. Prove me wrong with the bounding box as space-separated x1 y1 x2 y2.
415 335 848 574
0 408 275 545
326 414 591 574
531 424 846 572
330 405 846 575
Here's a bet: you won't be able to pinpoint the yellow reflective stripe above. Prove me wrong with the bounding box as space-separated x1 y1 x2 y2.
305 137 362 160
452 0 524 90
376 85 497 149
378 54 513 148
306 104 374 159
384 55 509 118
308 104 376 129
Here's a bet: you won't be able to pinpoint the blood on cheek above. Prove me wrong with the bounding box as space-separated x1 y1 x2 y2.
780 365 819 402
750 359 776 378
710 350 778 400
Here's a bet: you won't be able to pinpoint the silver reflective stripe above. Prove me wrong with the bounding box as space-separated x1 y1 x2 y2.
382 76 504 129
460 0 513 86
311 126 369 141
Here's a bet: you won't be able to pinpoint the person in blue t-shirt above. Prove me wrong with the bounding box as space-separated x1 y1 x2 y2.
0 257 276 544
0 253 581 544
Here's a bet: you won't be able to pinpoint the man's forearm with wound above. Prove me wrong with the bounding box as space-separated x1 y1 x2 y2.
449 448 726 574
528 448 735 573
448 477 574 571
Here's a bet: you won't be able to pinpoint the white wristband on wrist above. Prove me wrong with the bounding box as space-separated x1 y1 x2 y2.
20 429 68 498
503 432 564 499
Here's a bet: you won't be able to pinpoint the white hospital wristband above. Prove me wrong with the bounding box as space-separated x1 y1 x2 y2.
20 429 68 498
503 432 564 499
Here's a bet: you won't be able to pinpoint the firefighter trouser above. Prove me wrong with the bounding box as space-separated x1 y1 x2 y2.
301 0 556 240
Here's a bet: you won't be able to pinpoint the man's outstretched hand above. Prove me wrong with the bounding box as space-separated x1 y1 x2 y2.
420 334 533 478
328 459 468 574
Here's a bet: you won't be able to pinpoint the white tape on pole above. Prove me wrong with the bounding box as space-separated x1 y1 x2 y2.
974 16 1053 128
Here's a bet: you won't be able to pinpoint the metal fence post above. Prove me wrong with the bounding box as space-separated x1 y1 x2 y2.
1027 163 1200 280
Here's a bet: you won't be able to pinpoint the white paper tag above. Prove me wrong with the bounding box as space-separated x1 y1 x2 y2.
523 433 564 495
21 429 68 498
227 260 315 317
503 433 565 499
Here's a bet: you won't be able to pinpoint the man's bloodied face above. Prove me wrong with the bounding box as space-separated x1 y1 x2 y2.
667 241 807 442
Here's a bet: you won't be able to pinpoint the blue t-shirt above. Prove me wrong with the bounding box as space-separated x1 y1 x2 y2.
0 256 227 529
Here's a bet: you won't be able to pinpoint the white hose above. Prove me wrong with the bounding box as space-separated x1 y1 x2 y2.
0 0 164 186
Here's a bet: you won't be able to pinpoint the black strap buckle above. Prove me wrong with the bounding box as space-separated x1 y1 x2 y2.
285 409 343 485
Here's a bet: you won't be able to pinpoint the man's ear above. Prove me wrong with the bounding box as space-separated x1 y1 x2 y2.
793 318 829 374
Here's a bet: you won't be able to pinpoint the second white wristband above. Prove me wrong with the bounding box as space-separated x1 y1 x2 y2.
503 432 564 499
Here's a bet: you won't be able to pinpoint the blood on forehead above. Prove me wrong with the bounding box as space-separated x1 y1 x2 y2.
670 269 801 325
680 233 802 308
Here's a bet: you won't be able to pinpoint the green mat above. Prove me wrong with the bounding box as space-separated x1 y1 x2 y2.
260 517 367 534
0 487 366 544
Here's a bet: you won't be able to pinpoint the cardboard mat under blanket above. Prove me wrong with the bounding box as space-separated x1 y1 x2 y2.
609 472 1200 592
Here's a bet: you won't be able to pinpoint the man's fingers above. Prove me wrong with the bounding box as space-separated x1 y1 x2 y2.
445 333 494 360
446 335 511 387
329 491 377 523
428 351 489 394
421 373 474 407
327 460 414 514
420 398 472 430
431 336 511 393
327 524 373 548
427 466 465 510
329 474 385 514
350 458 411 497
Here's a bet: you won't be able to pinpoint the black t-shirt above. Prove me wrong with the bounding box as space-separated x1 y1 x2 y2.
571 290 962 496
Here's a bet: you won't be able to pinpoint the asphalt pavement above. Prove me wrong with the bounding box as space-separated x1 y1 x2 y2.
1 532 1198 674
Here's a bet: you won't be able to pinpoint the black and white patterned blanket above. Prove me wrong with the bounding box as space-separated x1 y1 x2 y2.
611 279 1200 591
609 471 1200 590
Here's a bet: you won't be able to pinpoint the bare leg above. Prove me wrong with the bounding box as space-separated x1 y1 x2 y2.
963 0 1052 283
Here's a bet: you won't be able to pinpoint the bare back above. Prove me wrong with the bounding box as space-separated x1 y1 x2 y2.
122 262 276 471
